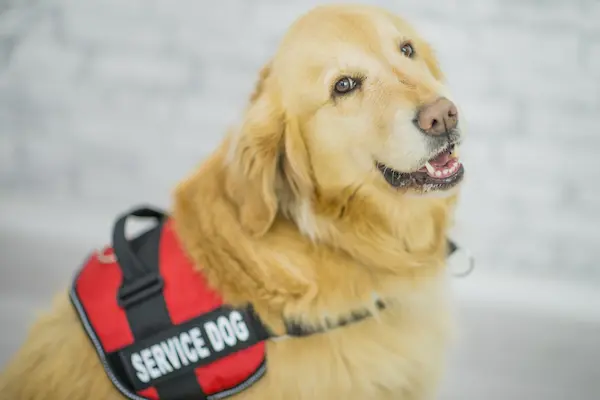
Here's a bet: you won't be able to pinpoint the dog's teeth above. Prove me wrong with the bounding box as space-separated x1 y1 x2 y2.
424 161 436 175
435 171 442 177
443 169 449 175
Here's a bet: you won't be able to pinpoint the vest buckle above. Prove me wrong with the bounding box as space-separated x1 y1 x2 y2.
118 273 164 309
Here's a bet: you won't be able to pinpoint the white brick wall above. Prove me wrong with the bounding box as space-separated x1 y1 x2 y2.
1 0 599 283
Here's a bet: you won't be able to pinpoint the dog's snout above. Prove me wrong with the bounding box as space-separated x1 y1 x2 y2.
416 98 458 136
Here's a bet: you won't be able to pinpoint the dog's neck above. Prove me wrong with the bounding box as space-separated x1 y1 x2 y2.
172 152 454 334
281 182 454 272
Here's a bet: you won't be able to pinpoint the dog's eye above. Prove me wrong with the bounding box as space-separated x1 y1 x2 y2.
333 77 359 95
400 42 415 58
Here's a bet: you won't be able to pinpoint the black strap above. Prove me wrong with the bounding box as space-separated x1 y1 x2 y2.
284 298 386 338
112 206 206 400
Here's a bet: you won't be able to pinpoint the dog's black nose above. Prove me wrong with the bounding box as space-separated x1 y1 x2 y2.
417 97 458 135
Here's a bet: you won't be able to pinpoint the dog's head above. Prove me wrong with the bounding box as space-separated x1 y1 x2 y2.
221 5 465 244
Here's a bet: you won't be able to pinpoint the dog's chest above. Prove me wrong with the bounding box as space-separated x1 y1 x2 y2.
250 305 451 400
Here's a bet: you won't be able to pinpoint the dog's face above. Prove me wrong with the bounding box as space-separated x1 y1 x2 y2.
225 5 464 237
269 5 465 198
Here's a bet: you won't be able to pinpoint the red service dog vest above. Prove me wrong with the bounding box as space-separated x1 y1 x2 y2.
70 207 271 400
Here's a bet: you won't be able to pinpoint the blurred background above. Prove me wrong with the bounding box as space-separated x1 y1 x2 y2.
1 0 599 398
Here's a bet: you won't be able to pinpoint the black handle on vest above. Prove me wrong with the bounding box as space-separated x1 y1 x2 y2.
112 206 167 309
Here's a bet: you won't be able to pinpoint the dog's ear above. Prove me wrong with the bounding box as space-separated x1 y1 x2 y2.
226 63 315 237
225 63 285 237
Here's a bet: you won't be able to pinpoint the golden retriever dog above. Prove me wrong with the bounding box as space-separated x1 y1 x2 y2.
0 4 465 400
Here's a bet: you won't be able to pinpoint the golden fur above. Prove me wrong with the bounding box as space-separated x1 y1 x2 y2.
0 4 463 399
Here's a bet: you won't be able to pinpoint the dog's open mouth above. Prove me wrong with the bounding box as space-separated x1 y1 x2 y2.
376 145 464 191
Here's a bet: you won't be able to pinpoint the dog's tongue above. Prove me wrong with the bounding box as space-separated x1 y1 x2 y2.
429 151 451 167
